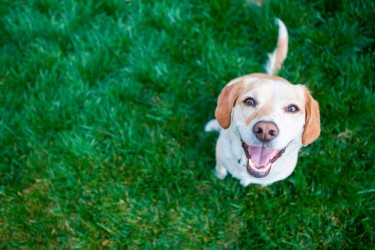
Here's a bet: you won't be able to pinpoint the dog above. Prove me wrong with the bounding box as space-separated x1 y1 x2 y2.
205 19 320 186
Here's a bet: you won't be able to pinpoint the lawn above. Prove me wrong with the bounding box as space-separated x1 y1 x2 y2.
0 0 374 248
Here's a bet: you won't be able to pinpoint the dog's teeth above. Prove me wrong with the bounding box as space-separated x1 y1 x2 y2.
265 163 272 171
248 158 255 168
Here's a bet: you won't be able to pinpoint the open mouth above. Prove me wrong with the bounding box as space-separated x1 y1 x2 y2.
241 141 286 178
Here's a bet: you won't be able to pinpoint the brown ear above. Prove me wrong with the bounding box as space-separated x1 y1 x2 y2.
215 82 243 129
302 88 321 145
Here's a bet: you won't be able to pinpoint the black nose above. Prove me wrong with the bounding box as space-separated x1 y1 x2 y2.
253 121 279 142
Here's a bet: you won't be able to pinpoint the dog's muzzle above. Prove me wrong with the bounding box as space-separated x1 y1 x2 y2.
241 141 286 178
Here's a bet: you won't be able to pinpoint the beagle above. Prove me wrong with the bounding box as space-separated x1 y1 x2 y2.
205 19 320 186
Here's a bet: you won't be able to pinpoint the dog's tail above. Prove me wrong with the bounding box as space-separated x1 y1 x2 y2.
265 18 289 75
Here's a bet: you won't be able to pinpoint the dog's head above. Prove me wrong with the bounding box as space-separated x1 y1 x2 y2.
215 73 320 178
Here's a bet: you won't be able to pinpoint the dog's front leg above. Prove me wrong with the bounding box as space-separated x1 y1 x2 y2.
215 162 228 180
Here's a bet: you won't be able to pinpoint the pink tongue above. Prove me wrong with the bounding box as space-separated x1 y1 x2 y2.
248 146 278 167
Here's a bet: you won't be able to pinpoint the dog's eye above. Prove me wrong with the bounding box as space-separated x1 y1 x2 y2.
286 104 299 113
243 98 256 107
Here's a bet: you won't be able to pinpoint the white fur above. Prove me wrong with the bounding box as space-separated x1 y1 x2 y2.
211 76 306 186
205 19 319 186
265 19 289 75
204 119 222 132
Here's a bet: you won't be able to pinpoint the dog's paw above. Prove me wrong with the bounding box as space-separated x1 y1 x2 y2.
205 119 222 132
240 179 251 186
215 165 227 180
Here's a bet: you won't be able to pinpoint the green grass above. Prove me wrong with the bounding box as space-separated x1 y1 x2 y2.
0 0 374 248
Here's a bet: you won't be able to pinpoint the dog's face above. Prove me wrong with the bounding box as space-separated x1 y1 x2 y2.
215 73 320 178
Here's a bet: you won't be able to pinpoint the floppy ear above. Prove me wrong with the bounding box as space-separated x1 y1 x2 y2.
215 82 243 129
302 88 321 145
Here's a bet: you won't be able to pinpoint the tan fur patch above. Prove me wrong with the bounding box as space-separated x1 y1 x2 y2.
215 81 244 129
233 75 277 125
302 89 321 145
244 100 273 125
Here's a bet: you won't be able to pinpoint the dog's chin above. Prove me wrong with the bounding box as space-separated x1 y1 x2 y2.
241 141 286 178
